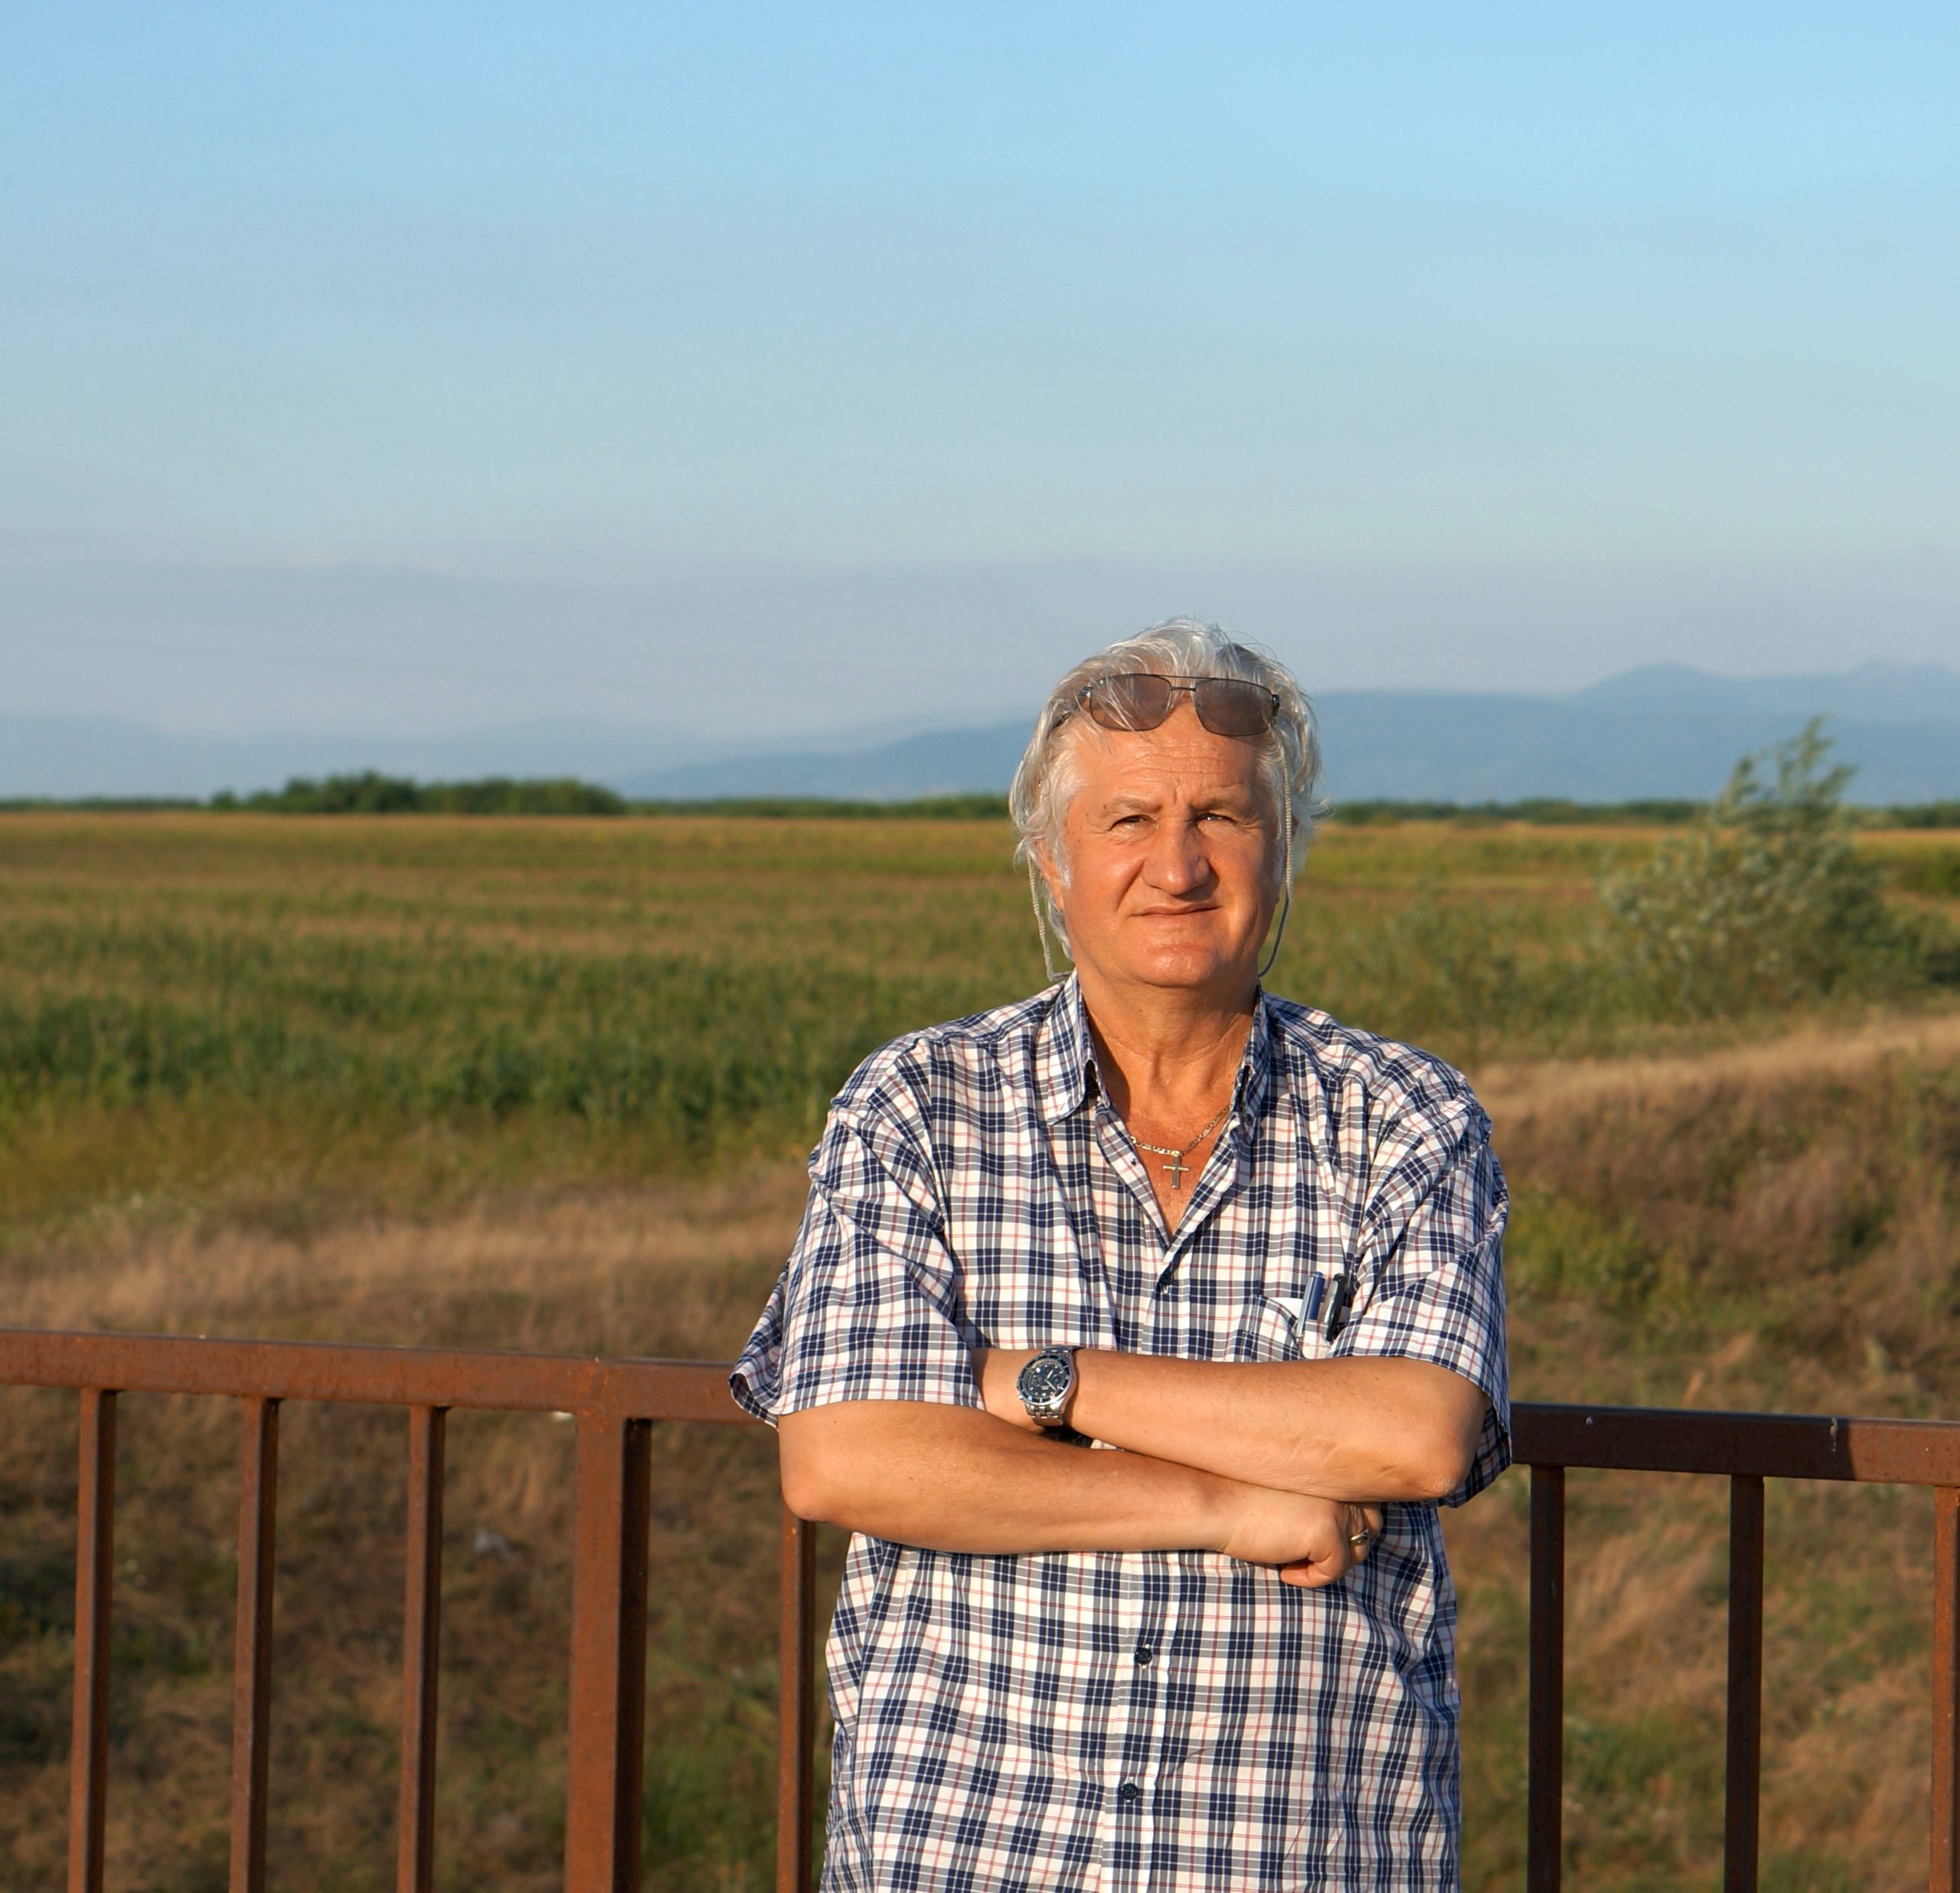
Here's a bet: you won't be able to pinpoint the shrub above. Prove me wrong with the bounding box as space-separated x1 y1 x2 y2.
1597 723 1934 1019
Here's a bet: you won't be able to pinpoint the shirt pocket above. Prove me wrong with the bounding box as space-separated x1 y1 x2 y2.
1230 1283 1339 1363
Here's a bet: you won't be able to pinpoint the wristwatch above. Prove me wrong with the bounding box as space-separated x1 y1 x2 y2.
1016 1346 1079 1430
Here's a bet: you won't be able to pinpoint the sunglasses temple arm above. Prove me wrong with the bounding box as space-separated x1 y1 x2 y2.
1257 815 1293 982
1028 859 1063 984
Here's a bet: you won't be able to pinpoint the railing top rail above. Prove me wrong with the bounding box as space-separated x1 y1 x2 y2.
5 1327 1959 1487
1514 1401 1960 1487
0 1327 743 1425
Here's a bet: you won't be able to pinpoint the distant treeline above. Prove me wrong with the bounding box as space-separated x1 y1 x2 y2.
5 773 1960 827
214 772 628 814
205 775 1014 818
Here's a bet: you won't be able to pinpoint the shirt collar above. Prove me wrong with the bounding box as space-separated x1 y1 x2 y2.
1233 987 1276 1132
1033 975 1099 1124
1032 975 1278 1130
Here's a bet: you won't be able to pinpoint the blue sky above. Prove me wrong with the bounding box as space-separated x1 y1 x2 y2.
3 3 1955 738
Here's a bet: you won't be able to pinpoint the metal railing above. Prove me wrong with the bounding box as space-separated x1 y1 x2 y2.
1514 1403 1960 1891
0 1328 794 1893
3 1325 1958 1892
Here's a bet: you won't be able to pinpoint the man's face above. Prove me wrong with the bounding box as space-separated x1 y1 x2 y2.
1040 703 1282 1000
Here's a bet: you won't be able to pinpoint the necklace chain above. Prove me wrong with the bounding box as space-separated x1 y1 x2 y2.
1131 1098 1234 1191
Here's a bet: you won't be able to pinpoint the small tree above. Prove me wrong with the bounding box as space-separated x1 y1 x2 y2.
1599 722 1920 1018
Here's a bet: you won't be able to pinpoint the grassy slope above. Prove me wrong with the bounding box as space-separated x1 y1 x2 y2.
2 814 1958 1888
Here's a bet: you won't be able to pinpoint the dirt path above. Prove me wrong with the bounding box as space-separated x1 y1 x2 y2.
1473 1007 1960 1124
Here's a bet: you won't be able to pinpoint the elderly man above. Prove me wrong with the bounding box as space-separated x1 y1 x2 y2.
731 620 1509 1891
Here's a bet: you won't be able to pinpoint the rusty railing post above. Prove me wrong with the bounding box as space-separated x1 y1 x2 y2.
230 1396 279 1893
1934 1487 1960 1893
1527 1464 1566 1893
777 1506 818 1893
68 1387 117 1893
1723 1475 1766 1892
564 1416 652 1893
397 1405 446 1893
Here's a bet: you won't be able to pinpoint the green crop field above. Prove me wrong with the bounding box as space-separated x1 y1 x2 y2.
0 811 1652 1239
3 809 1959 1888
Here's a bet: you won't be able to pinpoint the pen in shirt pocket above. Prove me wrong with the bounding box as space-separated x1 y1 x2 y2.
1280 1272 1351 1340
1322 1271 1354 1341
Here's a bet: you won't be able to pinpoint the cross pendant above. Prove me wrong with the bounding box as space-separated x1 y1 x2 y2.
1161 1150 1187 1190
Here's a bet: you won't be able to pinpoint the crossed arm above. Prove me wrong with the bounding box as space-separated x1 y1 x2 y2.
776 1350 1488 1589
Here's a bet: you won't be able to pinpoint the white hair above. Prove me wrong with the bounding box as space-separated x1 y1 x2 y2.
1008 618 1322 973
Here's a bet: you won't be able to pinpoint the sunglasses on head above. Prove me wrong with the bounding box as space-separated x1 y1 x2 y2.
1070 672 1280 739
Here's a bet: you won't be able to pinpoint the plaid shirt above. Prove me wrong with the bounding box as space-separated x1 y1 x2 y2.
733 978 1510 1891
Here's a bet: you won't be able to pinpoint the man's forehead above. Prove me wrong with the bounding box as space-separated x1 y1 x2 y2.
1070 721 1266 804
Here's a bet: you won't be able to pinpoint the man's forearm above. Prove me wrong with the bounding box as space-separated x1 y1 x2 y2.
982 1350 1487 1503
776 1400 1380 1584
778 1400 1230 1553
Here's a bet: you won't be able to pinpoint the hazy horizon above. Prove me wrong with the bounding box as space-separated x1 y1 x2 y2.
13 656 1960 805
10 650 1960 746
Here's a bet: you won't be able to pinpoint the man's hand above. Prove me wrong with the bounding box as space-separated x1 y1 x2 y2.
1217 1487 1384 1588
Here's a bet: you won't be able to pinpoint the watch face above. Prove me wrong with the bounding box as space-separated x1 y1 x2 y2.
1021 1355 1071 1404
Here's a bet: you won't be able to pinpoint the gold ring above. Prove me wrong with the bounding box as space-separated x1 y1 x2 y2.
1348 1529 1373 1547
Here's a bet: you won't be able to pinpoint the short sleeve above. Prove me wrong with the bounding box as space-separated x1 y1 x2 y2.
730 1099 985 1425
1333 1098 1511 1506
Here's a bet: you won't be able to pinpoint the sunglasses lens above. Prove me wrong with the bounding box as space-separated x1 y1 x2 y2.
1076 673 1278 737
1083 673 1175 731
1192 679 1279 737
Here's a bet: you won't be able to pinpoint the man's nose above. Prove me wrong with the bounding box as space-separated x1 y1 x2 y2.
1144 818 1213 891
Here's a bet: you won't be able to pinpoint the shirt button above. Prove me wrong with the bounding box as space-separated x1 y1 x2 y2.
1133 1640 1154 1666
1117 1780 1142 1805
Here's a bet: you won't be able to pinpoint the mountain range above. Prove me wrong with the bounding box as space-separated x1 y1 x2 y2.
7 662 1959 805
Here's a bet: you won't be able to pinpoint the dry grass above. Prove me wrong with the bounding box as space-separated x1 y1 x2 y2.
1480 1004 1960 1125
